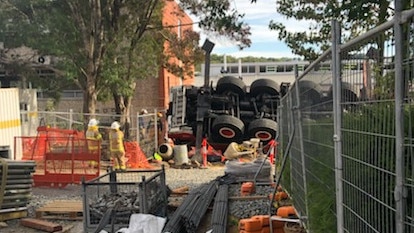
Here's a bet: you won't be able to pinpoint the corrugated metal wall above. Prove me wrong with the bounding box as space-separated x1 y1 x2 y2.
0 88 21 159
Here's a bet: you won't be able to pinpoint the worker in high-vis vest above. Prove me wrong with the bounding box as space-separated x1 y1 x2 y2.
86 118 102 154
109 121 126 171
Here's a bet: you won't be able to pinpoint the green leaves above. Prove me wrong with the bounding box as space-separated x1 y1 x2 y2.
270 0 394 61
179 0 251 49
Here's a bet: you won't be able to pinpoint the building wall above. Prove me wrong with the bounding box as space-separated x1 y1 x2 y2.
158 0 195 108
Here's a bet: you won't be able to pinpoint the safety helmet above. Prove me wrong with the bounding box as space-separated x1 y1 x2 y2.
141 109 148 114
111 121 120 129
88 118 99 126
157 112 163 118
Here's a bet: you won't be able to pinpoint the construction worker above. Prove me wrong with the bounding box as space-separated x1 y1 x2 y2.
139 109 148 139
109 121 126 171
85 118 102 154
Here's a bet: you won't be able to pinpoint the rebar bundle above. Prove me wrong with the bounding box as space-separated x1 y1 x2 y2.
181 180 219 232
163 179 219 233
211 184 228 233
0 159 36 214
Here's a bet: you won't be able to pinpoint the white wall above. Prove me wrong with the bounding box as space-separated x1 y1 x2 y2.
0 88 21 159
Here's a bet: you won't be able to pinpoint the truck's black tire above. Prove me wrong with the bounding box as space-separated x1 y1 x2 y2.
216 76 246 97
211 115 245 143
247 118 278 143
249 79 280 97
299 80 323 106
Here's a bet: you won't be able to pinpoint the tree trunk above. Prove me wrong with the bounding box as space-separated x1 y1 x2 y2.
113 93 132 140
84 75 98 114
122 96 132 140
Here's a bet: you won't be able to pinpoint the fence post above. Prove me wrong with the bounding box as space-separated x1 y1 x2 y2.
393 1 405 232
293 65 309 224
136 112 140 144
332 19 344 233
69 109 73 130
154 109 159 153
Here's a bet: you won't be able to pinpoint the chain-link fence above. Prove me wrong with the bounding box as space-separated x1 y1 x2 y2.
278 7 414 233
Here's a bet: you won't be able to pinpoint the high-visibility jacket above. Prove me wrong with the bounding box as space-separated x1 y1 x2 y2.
86 126 102 151
109 129 125 152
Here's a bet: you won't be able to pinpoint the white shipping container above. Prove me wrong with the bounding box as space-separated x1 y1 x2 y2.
0 88 22 160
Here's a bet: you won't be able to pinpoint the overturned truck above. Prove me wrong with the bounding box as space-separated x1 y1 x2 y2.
166 76 286 152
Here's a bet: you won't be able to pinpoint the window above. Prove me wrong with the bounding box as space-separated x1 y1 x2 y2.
248 66 256 73
285 65 294 72
276 66 284 72
266 66 276 73
259 66 266 73
242 66 247 73
229 66 238 73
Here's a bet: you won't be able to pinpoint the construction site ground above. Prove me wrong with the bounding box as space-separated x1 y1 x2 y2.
0 163 224 233
0 161 278 233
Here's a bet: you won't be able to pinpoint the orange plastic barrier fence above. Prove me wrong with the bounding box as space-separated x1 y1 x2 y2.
124 141 153 169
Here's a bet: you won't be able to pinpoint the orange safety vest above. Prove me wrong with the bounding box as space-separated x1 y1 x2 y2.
109 130 125 152
86 126 102 151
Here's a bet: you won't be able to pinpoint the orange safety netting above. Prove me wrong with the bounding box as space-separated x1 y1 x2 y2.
124 141 153 169
21 127 85 160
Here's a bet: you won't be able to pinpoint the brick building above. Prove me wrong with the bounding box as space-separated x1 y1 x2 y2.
130 0 195 113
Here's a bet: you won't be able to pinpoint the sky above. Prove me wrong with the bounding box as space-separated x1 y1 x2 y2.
190 1 311 59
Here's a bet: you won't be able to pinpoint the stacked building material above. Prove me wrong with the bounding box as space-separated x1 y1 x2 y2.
211 184 229 233
0 159 36 221
163 179 219 233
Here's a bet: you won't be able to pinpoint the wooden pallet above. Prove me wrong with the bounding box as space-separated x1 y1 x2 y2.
35 200 83 220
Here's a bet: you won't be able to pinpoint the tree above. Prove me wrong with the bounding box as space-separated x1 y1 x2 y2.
0 0 252 118
269 0 394 61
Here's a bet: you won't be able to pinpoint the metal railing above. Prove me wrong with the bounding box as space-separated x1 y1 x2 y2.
278 6 414 233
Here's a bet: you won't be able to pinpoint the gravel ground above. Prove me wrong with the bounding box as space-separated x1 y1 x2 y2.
0 163 226 233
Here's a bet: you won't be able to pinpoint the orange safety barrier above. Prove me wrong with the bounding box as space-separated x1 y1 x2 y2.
239 215 286 233
267 140 278 164
260 226 286 233
269 191 289 201
16 127 99 187
276 206 297 218
239 230 262 233
251 215 270 227
124 141 153 169
241 182 255 196
239 218 263 232
202 138 208 167
251 215 285 229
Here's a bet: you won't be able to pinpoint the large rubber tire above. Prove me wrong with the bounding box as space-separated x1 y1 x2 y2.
298 80 322 106
327 82 358 102
249 79 280 97
247 118 278 143
211 115 245 143
216 76 246 97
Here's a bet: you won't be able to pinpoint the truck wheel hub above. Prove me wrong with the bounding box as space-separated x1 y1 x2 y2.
219 127 236 139
254 131 272 141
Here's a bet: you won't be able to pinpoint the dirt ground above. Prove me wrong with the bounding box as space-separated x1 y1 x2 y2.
0 165 227 233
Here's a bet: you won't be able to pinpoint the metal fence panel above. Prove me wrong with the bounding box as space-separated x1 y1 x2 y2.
19 110 162 161
278 8 414 233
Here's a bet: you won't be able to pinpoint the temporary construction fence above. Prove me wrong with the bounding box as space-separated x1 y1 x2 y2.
15 130 155 187
15 126 100 187
278 6 414 233
19 109 164 160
